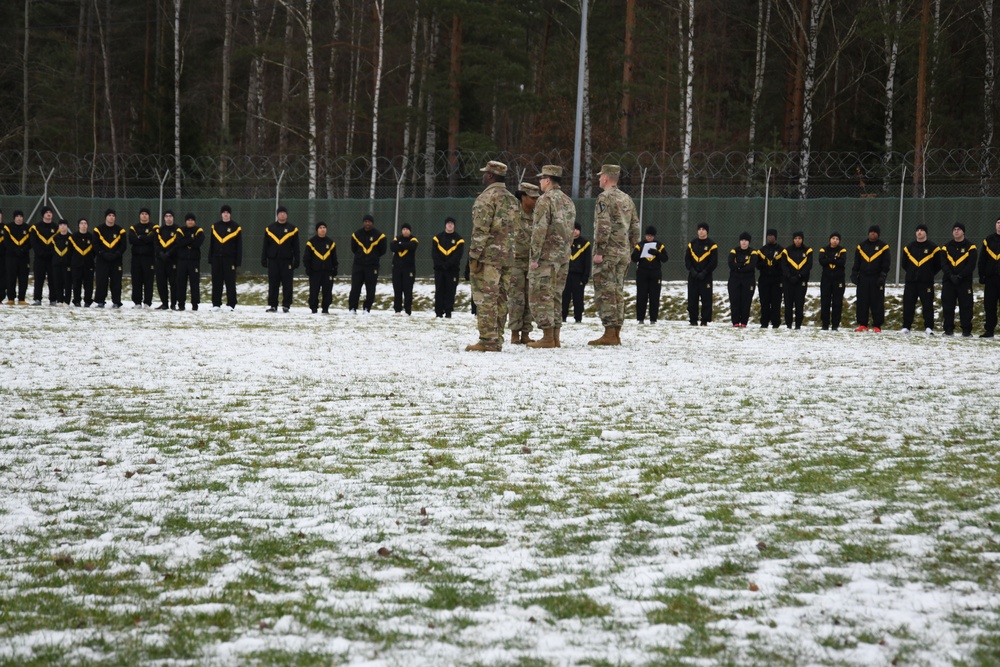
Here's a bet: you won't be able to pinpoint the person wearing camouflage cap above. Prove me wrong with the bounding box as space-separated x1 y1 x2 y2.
466 161 518 351
588 164 640 345
508 182 540 344
527 165 576 349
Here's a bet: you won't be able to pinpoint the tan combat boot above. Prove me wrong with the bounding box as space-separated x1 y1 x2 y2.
520 330 534 344
553 327 561 347
465 341 501 352
612 327 622 344
526 328 556 348
588 327 617 346
511 331 522 345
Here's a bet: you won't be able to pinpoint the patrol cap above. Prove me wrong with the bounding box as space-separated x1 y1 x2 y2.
739 231 751 242
185 213 197 221
537 165 563 179
220 204 232 214
646 225 657 236
915 223 928 233
595 164 621 177
697 222 709 232
104 208 116 217
139 207 151 215
953 222 966 232
516 182 541 199
479 160 508 177
868 224 881 235
830 231 841 240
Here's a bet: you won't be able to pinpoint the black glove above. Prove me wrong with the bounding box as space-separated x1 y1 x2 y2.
877 274 886 287
262 257 269 268
950 274 961 285
695 271 706 281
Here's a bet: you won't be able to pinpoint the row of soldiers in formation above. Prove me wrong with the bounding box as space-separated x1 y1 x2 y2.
682 219 1000 338
0 204 476 317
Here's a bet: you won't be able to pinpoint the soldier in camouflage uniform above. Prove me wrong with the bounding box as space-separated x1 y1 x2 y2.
508 182 540 344
467 160 518 352
589 164 640 346
527 165 576 349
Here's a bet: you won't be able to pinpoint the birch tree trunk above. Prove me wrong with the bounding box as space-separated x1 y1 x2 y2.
174 0 182 198
980 0 995 195
304 0 317 200
22 0 30 194
220 0 234 195
369 0 387 201
878 0 904 192
245 0 262 155
401 3 420 197
681 0 694 201
424 16 440 198
95 0 120 197
323 0 342 198
797 0 826 198
747 0 771 193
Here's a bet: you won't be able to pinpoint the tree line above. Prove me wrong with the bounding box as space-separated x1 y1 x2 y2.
1 0 997 198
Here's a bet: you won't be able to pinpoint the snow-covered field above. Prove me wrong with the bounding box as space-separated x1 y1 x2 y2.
2 279 999 667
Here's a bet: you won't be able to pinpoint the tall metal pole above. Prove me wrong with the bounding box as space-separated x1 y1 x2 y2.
762 167 771 244
639 167 648 225
895 166 907 284
274 169 285 219
393 168 402 238
157 170 170 223
571 0 588 199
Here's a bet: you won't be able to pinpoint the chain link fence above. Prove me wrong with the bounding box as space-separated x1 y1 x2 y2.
1 148 998 201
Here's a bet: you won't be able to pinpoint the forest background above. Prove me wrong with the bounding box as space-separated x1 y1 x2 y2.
0 0 997 200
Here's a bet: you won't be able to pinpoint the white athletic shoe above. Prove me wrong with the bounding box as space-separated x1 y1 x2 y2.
925 328 934 335
900 328 910 334
211 306 221 312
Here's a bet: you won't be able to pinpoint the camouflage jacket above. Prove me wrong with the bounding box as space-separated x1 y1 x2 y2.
593 186 640 260
512 209 534 268
530 185 575 266
470 182 518 266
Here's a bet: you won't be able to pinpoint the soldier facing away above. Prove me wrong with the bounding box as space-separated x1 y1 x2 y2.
527 165 576 349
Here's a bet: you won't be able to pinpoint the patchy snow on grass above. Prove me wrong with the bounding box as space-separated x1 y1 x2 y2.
1 278 999 666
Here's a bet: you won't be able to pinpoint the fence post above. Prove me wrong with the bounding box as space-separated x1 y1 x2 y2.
393 168 403 238
762 167 771 244
895 166 906 285
639 167 648 226
273 169 285 218
26 168 57 223
156 170 170 223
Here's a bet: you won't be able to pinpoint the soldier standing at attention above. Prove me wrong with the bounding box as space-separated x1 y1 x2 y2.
0 210 5 294
941 222 977 337
727 232 757 328
391 223 419 315
128 207 157 308
527 165 575 349
755 229 783 328
632 225 668 325
175 213 205 311
977 217 1000 338
50 220 73 305
431 217 463 317
901 224 940 334
70 218 95 307
589 164 639 345
684 222 718 326
348 214 386 314
780 231 812 329
563 222 592 324
467 160 518 352
262 206 299 312
29 206 58 305
509 183 540 344
154 210 180 310
818 232 848 330
304 221 338 314
209 204 243 311
851 225 891 332
5 210 31 304
93 209 127 309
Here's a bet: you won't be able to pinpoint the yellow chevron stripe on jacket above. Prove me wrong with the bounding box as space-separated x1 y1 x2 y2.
857 244 890 263
572 240 592 261
432 236 463 256
943 247 973 266
31 226 56 245
96 229 125 249
353 233 386 254
781 247 812 270
753 249 775 266
266 228 298 245
157 230 179 248
69 237 92 255
983 240 1000 261
904 246 939 267
7 229 30 246
213 226 242 244
307 241 335 260
688 243 717 263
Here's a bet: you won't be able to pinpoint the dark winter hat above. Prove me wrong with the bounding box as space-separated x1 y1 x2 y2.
792 230 804 239
766 228 778 237
163 209 174 217
58 219 69 227
830 231 841 240
220 204 232 214
868 224 881 235
315 221 327 231
445 216 456 225
362 214 374 223
276 205 288 214
953 222 966 232
139 207 151 215
575 222 582 231
739 231 751 242
185 213 197 221
41 206 53 216
697 222 709 232
401 223 412 231
13 209 24 217
645 225 657 236
104 208 116 217
915 223 928 233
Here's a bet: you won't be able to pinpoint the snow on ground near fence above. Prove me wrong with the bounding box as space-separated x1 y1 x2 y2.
1 283 999 666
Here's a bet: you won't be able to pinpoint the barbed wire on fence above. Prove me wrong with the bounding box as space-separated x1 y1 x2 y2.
0 148 997 200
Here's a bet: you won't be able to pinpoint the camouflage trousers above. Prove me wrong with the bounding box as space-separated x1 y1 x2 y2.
507 264 533 332
528 261 569 330
470 262 510 347
592 255 629 327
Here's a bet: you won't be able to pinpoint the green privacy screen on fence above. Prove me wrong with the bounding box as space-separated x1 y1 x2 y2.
6 195 999 281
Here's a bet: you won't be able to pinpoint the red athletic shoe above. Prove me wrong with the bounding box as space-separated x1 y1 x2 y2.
872 327 881 333
854 325 868 332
